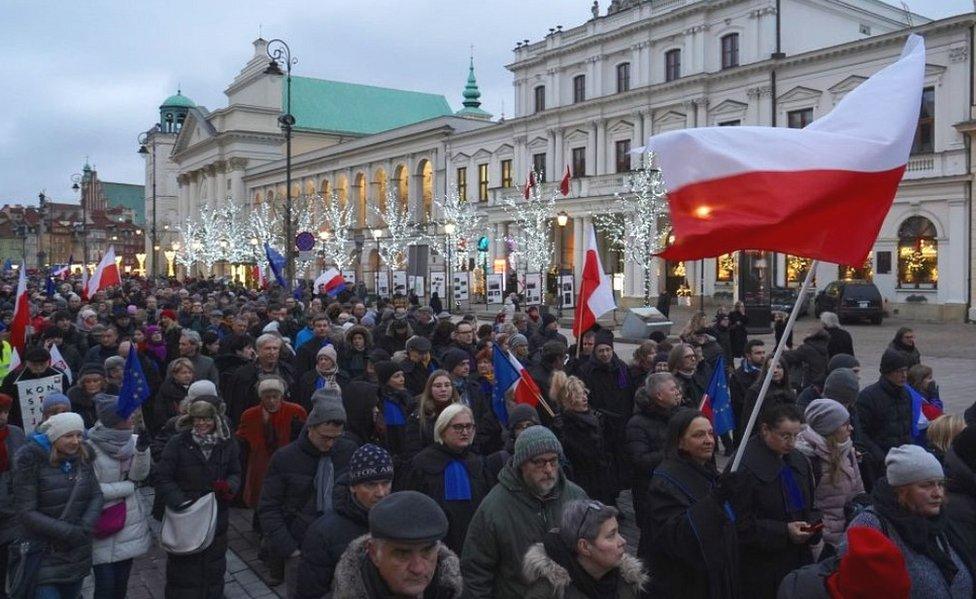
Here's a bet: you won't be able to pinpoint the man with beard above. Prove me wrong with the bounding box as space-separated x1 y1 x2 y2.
461 426 586 599
731 339 766 447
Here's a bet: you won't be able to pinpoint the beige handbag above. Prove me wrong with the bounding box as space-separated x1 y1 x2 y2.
160 492 218 555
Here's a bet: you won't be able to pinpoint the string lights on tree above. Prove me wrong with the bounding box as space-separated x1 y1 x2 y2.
593 151 671 306
433 186 487 270
371 190 418 270
319 191 357 270
502 169 555 275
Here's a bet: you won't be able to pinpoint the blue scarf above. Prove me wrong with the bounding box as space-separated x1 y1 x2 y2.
383 398 406 426
315 376 327 391
780 464 806 517
444 459 472 501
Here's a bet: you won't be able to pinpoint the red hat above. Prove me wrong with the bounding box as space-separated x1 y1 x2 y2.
827 527 910 599
0 393 12 411
160 309 178 321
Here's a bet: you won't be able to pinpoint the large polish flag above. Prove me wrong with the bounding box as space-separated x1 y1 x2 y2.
87 245 121 297
647 34 925 265
573 224 616 338
9 264 29 352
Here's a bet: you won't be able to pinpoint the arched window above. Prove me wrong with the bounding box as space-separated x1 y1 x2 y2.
898 216 938 288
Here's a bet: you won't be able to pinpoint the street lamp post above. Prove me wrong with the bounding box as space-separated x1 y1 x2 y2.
265 39 297 288
444 221 456 313
371 228 383 293
556 210 569 319
138 127 159 279
70 173 88 266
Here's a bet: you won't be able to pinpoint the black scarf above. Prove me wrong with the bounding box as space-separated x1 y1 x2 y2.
542 531 619 599
871 479 959 584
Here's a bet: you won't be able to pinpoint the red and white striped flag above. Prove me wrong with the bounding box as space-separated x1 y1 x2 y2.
87 246 121 297
573 224 616 338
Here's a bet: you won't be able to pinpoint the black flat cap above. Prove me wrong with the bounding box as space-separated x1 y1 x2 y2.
369 491 448 544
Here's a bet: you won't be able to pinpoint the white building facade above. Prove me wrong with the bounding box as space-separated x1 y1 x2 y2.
147 0 976 321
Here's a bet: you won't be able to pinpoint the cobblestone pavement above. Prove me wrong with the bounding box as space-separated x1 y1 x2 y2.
104 308 973 597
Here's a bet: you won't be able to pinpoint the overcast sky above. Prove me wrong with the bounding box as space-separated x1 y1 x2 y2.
0 0 970 206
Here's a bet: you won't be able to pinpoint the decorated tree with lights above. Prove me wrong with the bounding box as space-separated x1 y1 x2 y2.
248 195 330 272
594 151 671 306
371 191 417 270
319 191 357 270
502 169 555 275
433 186 487 270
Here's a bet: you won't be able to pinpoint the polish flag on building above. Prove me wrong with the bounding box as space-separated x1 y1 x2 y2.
9 264 29 352
87 245 121 298
573 224 616 339
314 268 347 297
559 165 572 197
522 170 536 199
646 34 925 265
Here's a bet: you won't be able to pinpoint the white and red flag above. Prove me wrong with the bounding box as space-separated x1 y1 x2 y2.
9 264 29 352
573 224 616 339
86 246 121 297
559 165 571 197
647 34 925 265
522 170 536 200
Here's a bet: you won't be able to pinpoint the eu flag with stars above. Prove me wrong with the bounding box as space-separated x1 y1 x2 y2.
265 242 287 288
700 356 735 437
117 345 150 419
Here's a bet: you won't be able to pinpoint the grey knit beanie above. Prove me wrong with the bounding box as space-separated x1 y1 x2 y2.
886 444 943 486
95 393 125 428
823 368 860 407
308 388 346 427
804 398 849 437
509 334 529 349
513 425 563 468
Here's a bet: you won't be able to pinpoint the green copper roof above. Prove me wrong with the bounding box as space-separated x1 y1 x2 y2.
160 91 196 109
455 58 492 120
102 182 146 224
287 76 452 135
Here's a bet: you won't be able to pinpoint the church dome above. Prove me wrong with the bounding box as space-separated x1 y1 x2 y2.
160 91 196 109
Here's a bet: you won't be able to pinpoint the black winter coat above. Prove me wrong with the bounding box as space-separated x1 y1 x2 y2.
401 357 438 397
470 377 504 456
13 436 104 586
824 326 854 358
735 436 820 599
404 443 492 554
213 353 251 398
0 425 27 545
674 367 709 408
944 447 976 558
782 330 830 390
402 409 438 468
552 409 617 505
256 428 357 558
293 336 334 381
225 360 295 425
379 386 415 463
730 364 761 440
154 378 189 429
293 368 351 412
737 380 796 442
66 384 100 429
729 311 749 358
625 401 673 520
855 377 913 465
578 356 635 489
647 455 739 599
295 478 368 599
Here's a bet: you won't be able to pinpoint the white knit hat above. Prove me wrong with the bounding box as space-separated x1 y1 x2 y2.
886 444 944 486
187 380 218 401
40 412 85 443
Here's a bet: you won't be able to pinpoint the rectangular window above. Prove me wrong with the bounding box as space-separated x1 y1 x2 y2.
718 119 741 127
911 87 935 154
787 108 813 129
534 86 546 112
721 33 739 69
477 163 489 202
532 153 547 181
615 140 631 173
665 49 681 82
500 159 512 188
457 167 467 201
716 253 734 282
573 75 586 103
571 147 586 178
616 62 631 93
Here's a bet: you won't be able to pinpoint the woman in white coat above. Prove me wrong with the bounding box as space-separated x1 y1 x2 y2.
87 394 153 599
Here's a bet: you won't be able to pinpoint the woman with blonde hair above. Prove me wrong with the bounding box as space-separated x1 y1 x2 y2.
403 370 459 462
550 371 617 505
404 403 492 553
927 414 966 464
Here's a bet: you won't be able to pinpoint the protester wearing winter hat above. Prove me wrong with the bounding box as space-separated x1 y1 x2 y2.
374 360 414 462
257 389 356 591
88 393 153 598
401 335 437 396
529 312 568 354
855 348 914 479
40 392 72 422
509 333 531 364
795 353 861 410
295 444 395 598
845 444 974 597
945 426 976 561
12 411 104 599
0 343 70 429
295 343 351 412
236 375 308 508
65 363 107 428
796 398 864 551
777 526 911 599
405 404 493 554
484 403 541 481
154 399 241 598
0 392 25 594
462 425 586 599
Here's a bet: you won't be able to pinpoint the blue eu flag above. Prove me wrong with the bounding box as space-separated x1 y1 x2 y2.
117 345 150 419
265 242 288 288
702 356 736 437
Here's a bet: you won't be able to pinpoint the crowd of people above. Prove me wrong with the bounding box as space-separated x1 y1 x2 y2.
0 273 974 598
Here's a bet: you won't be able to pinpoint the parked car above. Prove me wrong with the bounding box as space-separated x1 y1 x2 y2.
770 287 811 317
814 280 884 324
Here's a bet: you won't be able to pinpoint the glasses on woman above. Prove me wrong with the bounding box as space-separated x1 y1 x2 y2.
450 423 476 433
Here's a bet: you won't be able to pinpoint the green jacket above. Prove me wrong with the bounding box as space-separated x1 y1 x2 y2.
460 461 587 599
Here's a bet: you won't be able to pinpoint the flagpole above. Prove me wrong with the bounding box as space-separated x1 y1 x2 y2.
730 259 817 472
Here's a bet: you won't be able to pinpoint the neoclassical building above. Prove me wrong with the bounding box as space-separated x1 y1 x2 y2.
145 0 976 321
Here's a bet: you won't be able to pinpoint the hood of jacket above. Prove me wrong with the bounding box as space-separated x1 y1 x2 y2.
332 534 462 599
945 447 976 497
522 541 648 596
